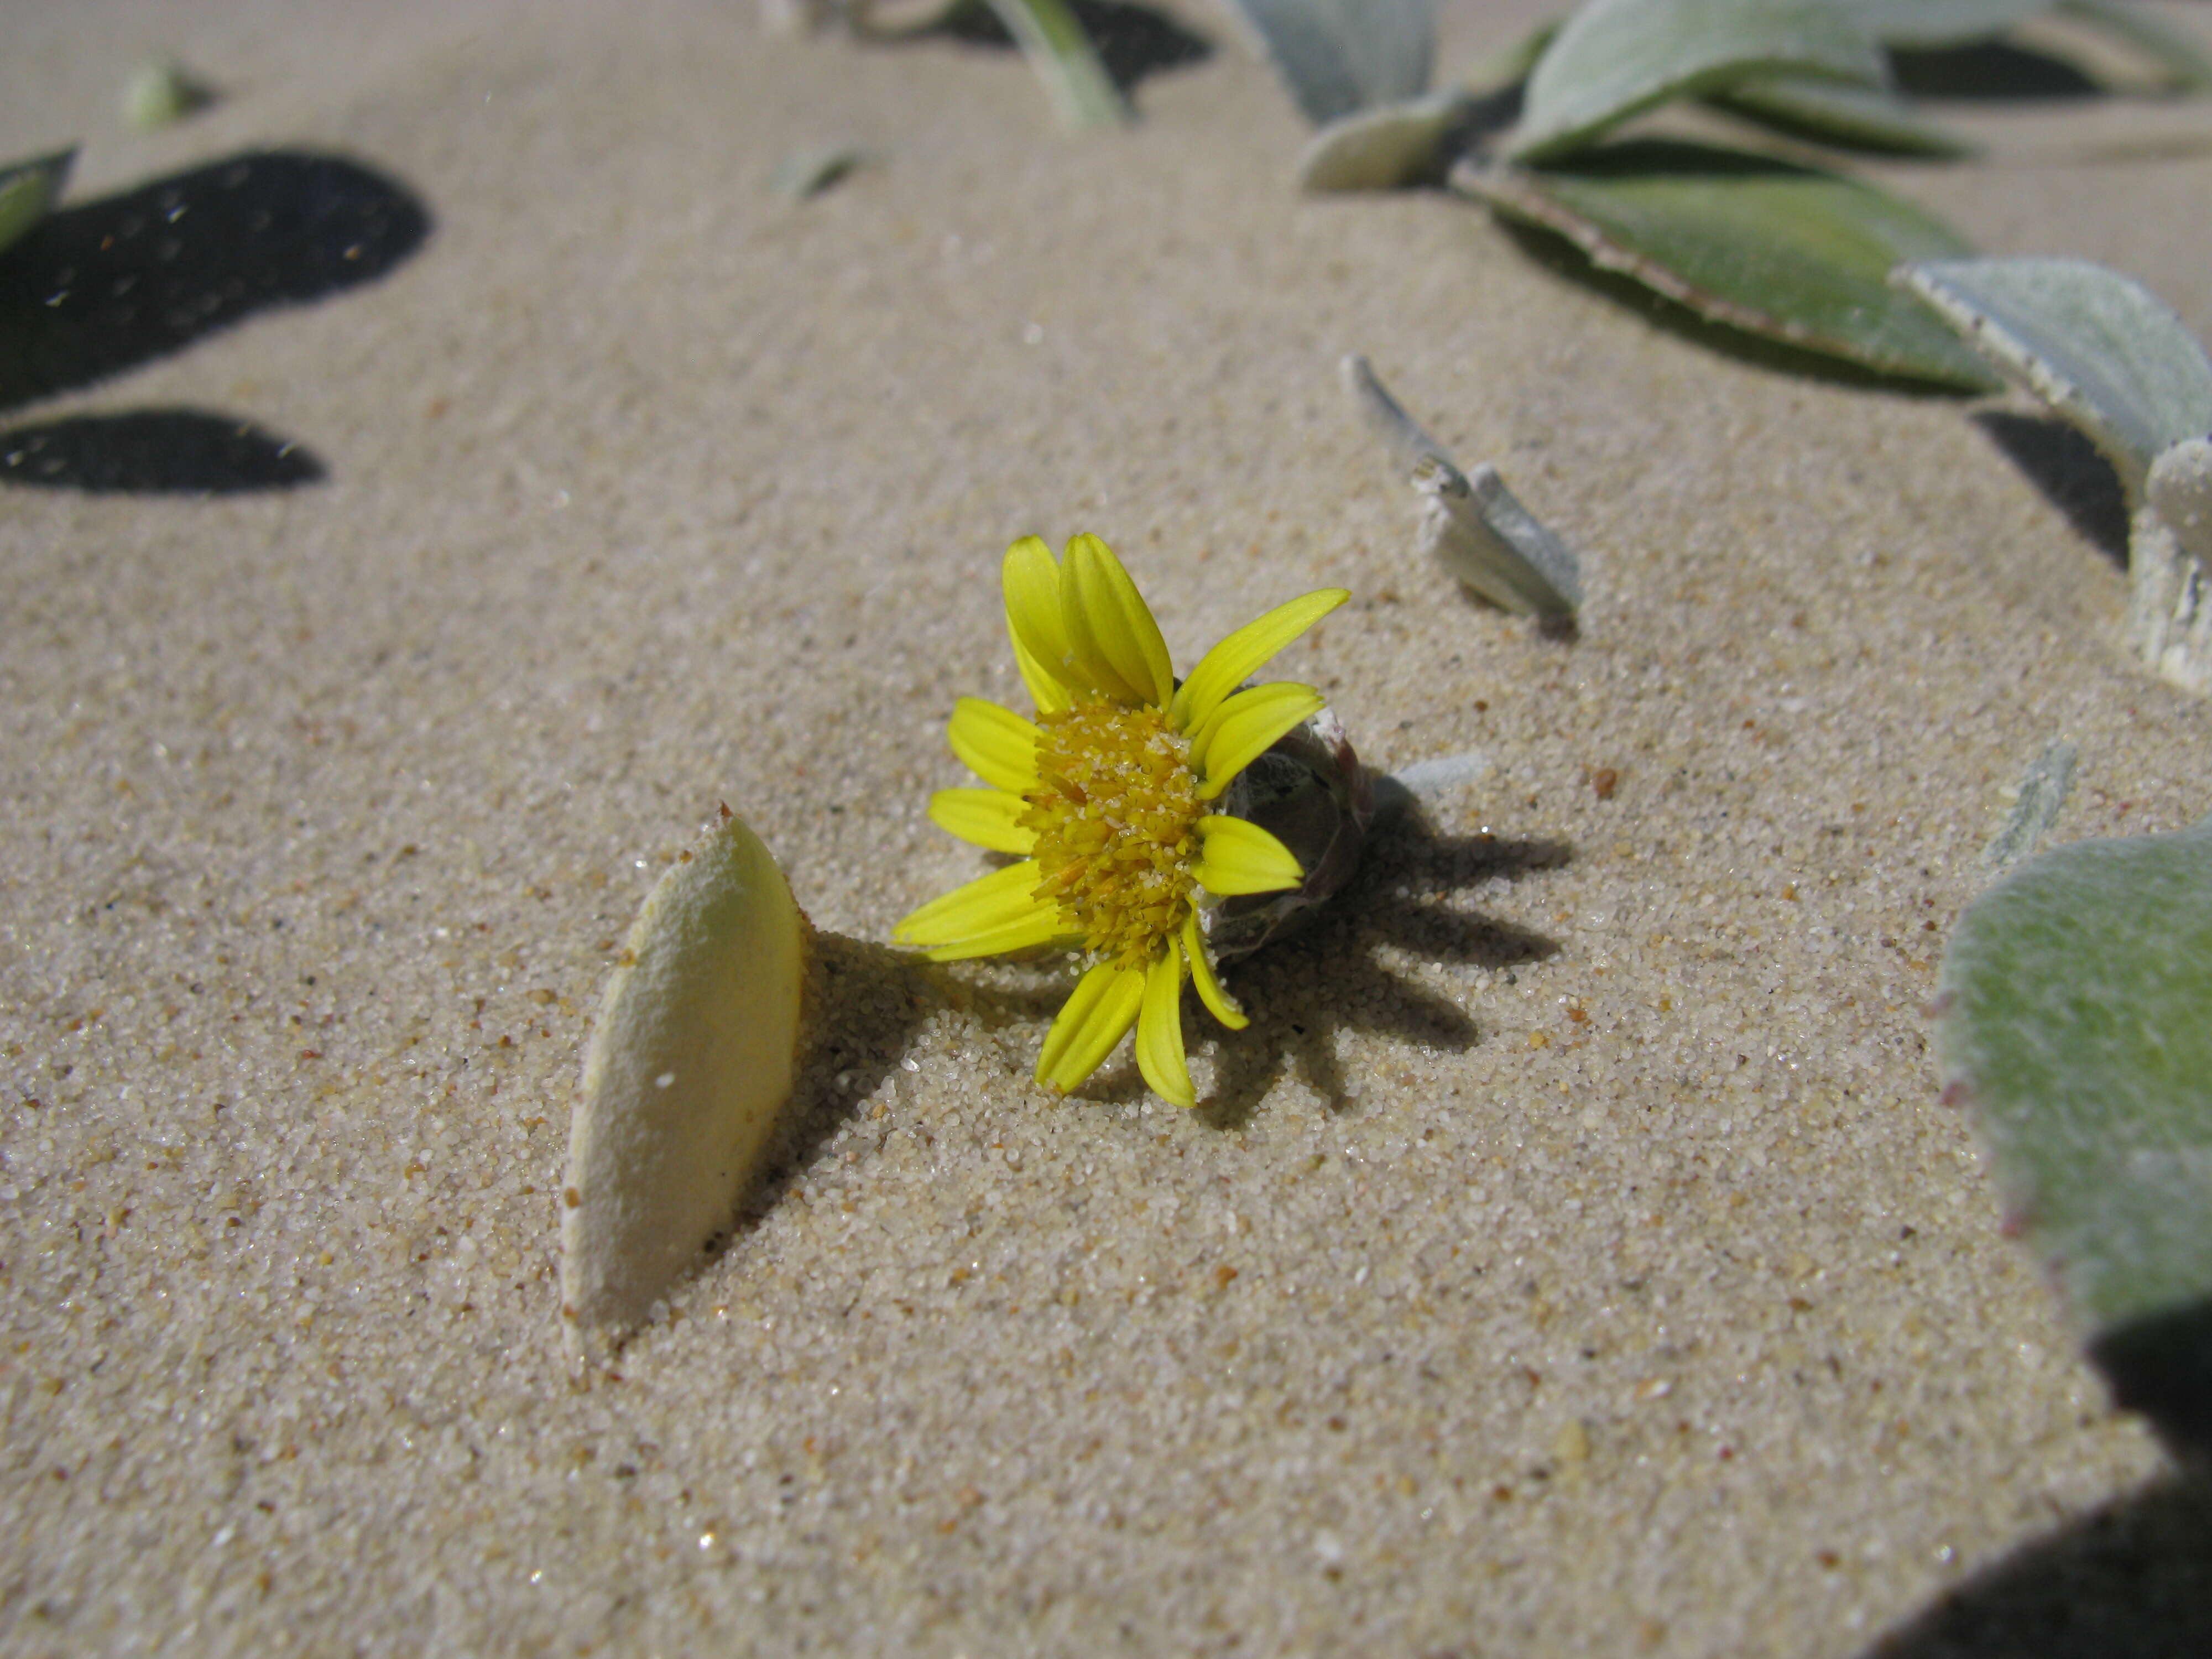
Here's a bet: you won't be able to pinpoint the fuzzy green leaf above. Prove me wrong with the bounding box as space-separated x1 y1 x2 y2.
1936 817 2212 1450
1511 0 1886 161
1454 143 2000 388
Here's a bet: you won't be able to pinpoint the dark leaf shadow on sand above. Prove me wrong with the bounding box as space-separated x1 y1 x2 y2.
1191 813 1568 1128
2091 1301 2212 1469
0 149 429 493
1861 1472 2212 1659
1888 41 2105 102
0 407 322 492
937 0 1212 94
1974 410 2131 568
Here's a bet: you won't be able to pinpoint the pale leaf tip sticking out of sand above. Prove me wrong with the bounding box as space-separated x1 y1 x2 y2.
560 808 807 1358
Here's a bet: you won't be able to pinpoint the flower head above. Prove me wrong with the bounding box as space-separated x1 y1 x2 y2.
895 533 1348 1107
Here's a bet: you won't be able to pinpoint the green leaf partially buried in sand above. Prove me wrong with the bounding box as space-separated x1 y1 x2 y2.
1893 257 2212 499
1510 0 1887 161
1296 90 1468 190
1936 817 2212 1455
983 0 1130 128
0 149 74 259
1453 143 2001 388
1213 0 1436 124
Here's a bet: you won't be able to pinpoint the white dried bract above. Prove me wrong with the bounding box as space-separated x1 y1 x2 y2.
1340 354 1582 621
2129 496 2212 698
560 810 806 1351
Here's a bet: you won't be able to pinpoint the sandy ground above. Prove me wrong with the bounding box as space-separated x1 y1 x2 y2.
6 1 2212 1653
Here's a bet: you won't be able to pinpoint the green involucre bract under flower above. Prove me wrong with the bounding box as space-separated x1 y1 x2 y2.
895 533 1347 1107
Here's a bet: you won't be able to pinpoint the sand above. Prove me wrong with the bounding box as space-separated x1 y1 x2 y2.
6 1 2212 1652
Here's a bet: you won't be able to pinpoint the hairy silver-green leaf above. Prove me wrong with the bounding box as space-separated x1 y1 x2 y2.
1455 144 1999 388
1297 90 1468 191
1511 0 1886 162
1936 816 2212 1452
985 0 1130 127
1213 0 1436 124
1895 257 2212 499
562 812 806 1345
1710 72 1973 156
1844 0 2054 48
1983 740 2077 869
1342 354 1582 617
0 150 73 259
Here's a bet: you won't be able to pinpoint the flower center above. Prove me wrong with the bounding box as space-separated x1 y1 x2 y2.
1020 698 1202 967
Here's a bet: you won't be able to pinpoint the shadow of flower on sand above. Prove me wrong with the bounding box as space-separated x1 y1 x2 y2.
711 811 1564 1256
1196 813 1568 1128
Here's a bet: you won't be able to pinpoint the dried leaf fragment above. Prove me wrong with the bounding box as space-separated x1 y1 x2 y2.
561 810 806 1345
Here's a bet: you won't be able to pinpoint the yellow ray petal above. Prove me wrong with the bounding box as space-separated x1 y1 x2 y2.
1010 629 1072 716
894 859 1050 947
1061 533 1174 708
947 697 1041 793
1192 815 1303 896
1183 911 1247 1030
926 787 1035 855
1036 958 1145 1094
1169 588 1348 733
1003 535 1078 708
918 910 1071 962
1134 942 1195 1108
1191 682 1325 801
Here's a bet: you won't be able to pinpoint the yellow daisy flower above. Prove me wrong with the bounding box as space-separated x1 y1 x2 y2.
895 533 1349 1108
